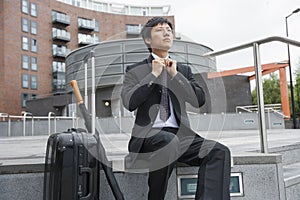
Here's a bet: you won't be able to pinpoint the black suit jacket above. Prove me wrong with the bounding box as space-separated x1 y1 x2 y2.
121 55 205 162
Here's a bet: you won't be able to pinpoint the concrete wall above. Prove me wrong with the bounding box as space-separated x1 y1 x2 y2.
0 153 289 200
0 112 284 137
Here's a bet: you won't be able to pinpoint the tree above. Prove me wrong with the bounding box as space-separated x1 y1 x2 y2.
294 64 300 117
252 73 281 105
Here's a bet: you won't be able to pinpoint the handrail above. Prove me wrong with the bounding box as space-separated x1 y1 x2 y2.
48 112 57 135
202 36 300 154
0 114 77 136
22 112 34 136
203 36 300 57
236 104 287 119
0 113 10 136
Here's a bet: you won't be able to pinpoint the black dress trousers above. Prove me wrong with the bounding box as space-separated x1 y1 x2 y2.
139 128 231 200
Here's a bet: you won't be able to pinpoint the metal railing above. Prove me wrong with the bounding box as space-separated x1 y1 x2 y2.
0 112 78 136
203 36 300 153
236 104 286 117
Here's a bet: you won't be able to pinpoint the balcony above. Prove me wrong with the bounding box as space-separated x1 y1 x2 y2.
52 28 70 42
52 45 71 58
52 61 66 73
126 24 142 36
78 33 99 45
52 77 66 93
52 11 70 26
78 18 95 31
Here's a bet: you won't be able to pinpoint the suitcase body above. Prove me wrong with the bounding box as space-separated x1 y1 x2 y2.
43 130 100 200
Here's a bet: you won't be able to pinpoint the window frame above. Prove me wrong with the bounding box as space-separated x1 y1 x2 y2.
31 75 38 89
21 0 29 14
21 93 28 107
22 17 29 32
31 56 38 71
22 74 29 88
22 36 29 51
31 20 37 35
31 38 38 53
30 3 37 17
22 54 29 69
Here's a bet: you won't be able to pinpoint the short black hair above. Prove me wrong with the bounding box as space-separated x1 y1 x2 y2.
140 17 173 52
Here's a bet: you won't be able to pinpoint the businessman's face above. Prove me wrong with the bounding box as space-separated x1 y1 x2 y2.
145 23 174 52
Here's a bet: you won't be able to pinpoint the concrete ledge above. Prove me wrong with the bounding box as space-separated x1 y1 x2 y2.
0 163 44 174
232 152 282 165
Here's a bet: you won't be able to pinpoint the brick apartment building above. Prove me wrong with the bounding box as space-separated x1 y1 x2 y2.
0 0 174 115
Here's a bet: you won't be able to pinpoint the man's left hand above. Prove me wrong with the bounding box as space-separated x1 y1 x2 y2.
165 58 178 77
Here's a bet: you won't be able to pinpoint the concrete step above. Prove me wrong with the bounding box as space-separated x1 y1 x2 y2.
283 162 300 200
1 129 300 200
268 143 300 165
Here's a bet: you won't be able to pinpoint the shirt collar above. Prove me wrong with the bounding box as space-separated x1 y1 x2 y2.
151 52 169 60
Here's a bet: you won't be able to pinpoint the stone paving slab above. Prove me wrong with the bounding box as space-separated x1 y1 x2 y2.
0 129 299 168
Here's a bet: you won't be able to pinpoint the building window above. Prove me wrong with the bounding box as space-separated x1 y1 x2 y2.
30 3 37 17
94 20 99 32
22 36 29 50
31 75 37 89
31 38 37 52
22 0 29 14
22 18 29 32
22 54 29 69
31 94 37 100
22 93 28 107
31 57 38 71
142 8 148 16
22 74 29 88
31 21 37 35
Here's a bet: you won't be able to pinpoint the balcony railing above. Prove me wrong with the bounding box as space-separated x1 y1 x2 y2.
52 28 71 42
52 11 70 25
52 45 71 57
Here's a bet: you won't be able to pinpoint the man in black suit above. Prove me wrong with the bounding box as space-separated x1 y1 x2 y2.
121 17 231 200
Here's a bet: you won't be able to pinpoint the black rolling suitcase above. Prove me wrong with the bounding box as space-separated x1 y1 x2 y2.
43 129 100 200
43 51 124 200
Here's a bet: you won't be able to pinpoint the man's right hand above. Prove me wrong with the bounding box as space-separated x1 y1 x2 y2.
152 59 165 77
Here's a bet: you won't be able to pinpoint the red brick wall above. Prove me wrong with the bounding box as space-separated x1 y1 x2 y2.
0 1 4 112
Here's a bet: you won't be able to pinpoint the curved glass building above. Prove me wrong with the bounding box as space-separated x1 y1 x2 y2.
65 38 216 117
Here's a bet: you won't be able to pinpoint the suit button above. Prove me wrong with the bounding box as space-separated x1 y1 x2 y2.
148 81 153 87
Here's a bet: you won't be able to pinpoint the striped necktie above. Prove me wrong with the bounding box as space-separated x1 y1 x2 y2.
160 68 170 122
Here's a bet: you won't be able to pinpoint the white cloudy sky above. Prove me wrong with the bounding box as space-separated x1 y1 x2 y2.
106 0 300 73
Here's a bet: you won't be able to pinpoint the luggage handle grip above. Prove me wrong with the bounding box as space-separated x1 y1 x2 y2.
70 80 84 105
79 167 93 200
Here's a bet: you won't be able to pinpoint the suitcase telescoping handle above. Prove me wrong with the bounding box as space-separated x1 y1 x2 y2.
70 80 125 200
79 167 93 200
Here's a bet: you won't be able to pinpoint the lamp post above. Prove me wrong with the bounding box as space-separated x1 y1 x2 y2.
285 8 300 129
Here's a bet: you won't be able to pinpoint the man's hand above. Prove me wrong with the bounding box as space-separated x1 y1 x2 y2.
152 58 165 77
165 58 178 77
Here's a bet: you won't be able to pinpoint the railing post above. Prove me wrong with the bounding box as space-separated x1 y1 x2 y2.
84 62 88 108
48 112 57 135
91 50 96 135
0 113 10 136
31 115 34 136
8 116 11 137
253 43 268 153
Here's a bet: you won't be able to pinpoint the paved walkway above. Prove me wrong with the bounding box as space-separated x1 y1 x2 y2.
0 129 299 167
